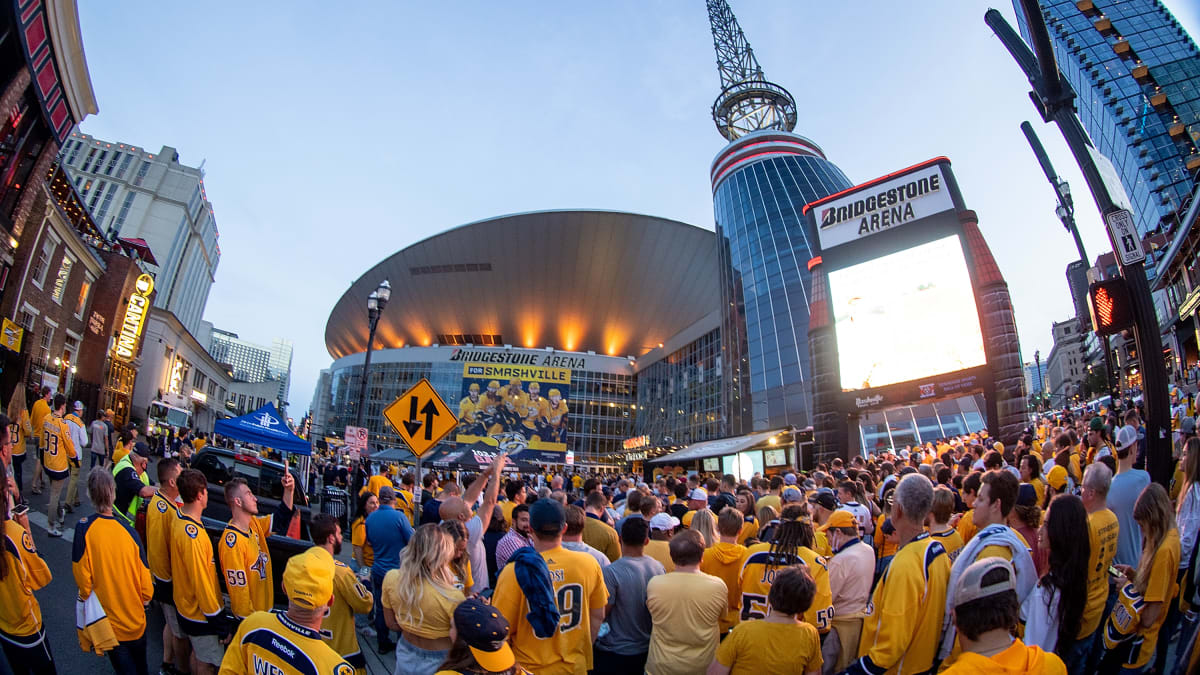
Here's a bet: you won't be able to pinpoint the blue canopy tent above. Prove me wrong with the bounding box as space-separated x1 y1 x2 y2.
214 402 311 456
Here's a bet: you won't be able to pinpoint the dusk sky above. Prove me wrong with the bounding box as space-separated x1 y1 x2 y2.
75 1 1200 416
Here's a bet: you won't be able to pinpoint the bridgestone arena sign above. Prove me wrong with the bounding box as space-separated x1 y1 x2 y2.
816 164 955 250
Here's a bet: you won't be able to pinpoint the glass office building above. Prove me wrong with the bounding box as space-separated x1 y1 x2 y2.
857 394 988 453
634 327 723 446
712 131 853 433
1015 0 1199 244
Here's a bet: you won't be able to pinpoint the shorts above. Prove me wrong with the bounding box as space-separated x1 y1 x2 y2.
157 601 183 639
394 635 448 675
188 633 224 666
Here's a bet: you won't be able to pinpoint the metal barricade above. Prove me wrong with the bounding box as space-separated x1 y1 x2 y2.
321 486 349 529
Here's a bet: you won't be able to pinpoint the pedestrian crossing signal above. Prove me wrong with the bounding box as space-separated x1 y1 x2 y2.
1088 278 1134 337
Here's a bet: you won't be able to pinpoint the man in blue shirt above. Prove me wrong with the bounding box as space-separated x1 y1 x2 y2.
1109 425 1150 567
365 485 413 653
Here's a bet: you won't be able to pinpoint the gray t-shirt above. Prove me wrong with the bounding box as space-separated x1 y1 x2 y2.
1110 468 1150 566
595 554 665 656
563 541 609 569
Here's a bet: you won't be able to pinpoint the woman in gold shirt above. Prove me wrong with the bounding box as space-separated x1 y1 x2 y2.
351 491 378 569
0 448 55 674
382 524 465 675
5 390 31 493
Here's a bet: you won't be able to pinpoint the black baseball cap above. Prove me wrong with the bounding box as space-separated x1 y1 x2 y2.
453 598 515 671
131 441 151 459
529 498 565 535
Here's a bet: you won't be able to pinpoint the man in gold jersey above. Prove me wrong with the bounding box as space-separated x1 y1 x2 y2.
1072 462 1120 672
28 386 50 495
848 474 950 675
219 547 353 675
520 382 549 441
458 383 485 436
172 469 232 675
500 379 526 432
493 497 607 675
219 472 296 619
310 514 373 674
41 395 75 537
478 380 505 434
544 388 568 443
146 457 191 675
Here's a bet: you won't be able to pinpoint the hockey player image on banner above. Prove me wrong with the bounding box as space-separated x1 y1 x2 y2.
456 362 570 453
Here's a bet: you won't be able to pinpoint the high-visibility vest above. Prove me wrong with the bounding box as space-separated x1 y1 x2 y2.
112 455 150 525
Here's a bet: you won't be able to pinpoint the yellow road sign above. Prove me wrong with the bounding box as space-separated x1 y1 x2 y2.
382 378 457 457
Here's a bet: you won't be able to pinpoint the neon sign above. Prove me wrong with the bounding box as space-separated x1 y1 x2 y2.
113 274 154 361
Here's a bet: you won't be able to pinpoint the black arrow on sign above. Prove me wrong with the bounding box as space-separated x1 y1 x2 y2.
421 400 439 440
402 396 423 437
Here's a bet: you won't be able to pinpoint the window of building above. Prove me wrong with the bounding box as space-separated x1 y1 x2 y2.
88 180 106 209
65 141 81 166
104 151 121 175
74 277 92 318
208 381 217 397
30 239 55 288
112 192 136 234
95 184 118 225
17 310 34 332
39 321 54 362
80 178 92 197
133 160 151 186
50 256 72 303
79 148 97 172
115 153 133 179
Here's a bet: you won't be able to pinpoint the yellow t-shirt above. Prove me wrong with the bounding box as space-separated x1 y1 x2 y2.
493 545 607 675
1128 530 1181 669
29 398 49 449
500 500 518 525
220 610 351 675
8 409 30 457
755 494 781 514
700 541 747 633
876 513 898 558
716 618 823 675
41 415 75 478
858 533 951 675
145 492 179 585
645 539 674 573
1080 508 1119 639
219 515 277 618
930 527 965 558
739 542 834 633
360 474 391 498
646 571 729 675
571 475 584 489
381 573 463 639
735 516 758 546
351 516 373 568
1029 478 1045 507
170 512 223 632
113 441 130 464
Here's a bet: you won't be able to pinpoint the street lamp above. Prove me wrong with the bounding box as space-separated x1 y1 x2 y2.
354 279 391 428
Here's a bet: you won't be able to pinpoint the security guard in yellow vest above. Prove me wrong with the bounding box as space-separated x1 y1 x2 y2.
112 441 154 527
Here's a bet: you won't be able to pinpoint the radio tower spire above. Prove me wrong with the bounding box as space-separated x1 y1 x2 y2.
706 0 797 141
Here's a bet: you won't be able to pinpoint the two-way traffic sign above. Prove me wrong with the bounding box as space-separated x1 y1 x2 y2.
382 378 457 457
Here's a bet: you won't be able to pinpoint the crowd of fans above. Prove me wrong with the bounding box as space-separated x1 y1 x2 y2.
2 395 1199 674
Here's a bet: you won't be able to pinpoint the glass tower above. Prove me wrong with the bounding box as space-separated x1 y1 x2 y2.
712 131 853 433
1015 0 1199 244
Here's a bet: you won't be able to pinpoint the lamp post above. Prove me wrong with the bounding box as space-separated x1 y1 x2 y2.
354 280 391 429
1034 349 1045 410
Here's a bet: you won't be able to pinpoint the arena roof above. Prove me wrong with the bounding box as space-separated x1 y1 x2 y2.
324 210 719 360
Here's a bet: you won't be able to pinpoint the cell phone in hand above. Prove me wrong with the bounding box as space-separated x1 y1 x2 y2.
11 503 28 517
1108 565 1123 577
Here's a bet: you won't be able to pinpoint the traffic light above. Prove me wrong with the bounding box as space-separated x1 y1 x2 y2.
1088 278 1134 336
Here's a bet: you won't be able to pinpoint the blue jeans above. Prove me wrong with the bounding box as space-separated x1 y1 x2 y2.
394 636 448 675
106 636 147 675
1064 629 1095 674
372 569 391 648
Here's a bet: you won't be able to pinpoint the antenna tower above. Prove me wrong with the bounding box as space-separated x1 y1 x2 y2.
706 0 797 141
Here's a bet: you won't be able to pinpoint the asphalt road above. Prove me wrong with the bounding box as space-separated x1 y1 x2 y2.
2 460 395 675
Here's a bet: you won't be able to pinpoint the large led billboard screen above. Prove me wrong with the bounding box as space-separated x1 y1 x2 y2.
455 362 569 454
828 234 986 391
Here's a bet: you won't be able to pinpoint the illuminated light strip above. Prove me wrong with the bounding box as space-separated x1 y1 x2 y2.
807 256 823 271
1095 286 1115 326
712 150 822 188
801 157 952 215
711 138 825 176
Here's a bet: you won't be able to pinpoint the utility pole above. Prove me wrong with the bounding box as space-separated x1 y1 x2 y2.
986 4 1172 486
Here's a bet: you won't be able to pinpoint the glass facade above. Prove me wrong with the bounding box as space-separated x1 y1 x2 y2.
634 328 723 445
857 394 987 454
713 133 853 434
326 348 636 463
1015 0 1199 246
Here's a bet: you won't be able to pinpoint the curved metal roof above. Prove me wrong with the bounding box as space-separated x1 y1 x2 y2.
324 210 719 360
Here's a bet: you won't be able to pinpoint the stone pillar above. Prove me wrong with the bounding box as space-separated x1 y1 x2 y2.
806 256 847 463
959 211 1028 444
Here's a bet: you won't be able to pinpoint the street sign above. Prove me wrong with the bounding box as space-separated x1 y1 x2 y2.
383 378 457 457
1104 209 1145 266
344 425 368 455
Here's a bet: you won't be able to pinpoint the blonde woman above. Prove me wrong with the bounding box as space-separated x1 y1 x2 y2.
5 388 31 494
691 508 719 548
1108 483 1180 673
381 524 465 675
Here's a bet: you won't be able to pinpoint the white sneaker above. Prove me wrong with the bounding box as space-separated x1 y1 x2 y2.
48 527 62 538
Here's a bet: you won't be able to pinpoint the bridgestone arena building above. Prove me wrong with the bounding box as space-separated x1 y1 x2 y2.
315 209 989 467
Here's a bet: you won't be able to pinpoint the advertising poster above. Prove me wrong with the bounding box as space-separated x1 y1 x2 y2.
455 362 570 456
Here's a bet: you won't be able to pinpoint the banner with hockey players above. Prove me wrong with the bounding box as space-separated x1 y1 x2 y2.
455 362 570 455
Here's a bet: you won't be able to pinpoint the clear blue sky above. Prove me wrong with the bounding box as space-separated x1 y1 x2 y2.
75 1 1199 415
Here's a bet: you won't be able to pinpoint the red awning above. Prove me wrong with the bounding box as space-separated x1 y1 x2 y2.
117 237 158 265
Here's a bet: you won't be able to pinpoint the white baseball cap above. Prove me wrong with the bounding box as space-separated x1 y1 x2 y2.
689 488 708 501
649 513 680 531
1115 425 1138 451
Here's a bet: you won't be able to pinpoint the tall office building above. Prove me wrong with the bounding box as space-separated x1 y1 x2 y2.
706 2 853 433
1015 0 1199 244
61 133 220 335
207 328 293 411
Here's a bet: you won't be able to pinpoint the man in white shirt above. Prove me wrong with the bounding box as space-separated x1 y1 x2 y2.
822 509 875 672
63 401 88 510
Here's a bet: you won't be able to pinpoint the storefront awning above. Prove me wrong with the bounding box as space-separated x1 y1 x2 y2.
647 428 787 465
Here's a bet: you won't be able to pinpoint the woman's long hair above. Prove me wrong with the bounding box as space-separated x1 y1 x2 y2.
1133 483 1176 595
6 387 26 424
392 524 458 629
1179 437 1200 515
1040 494 1090 656
440 519 471 586
691 509 718 548
0 463 9 581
